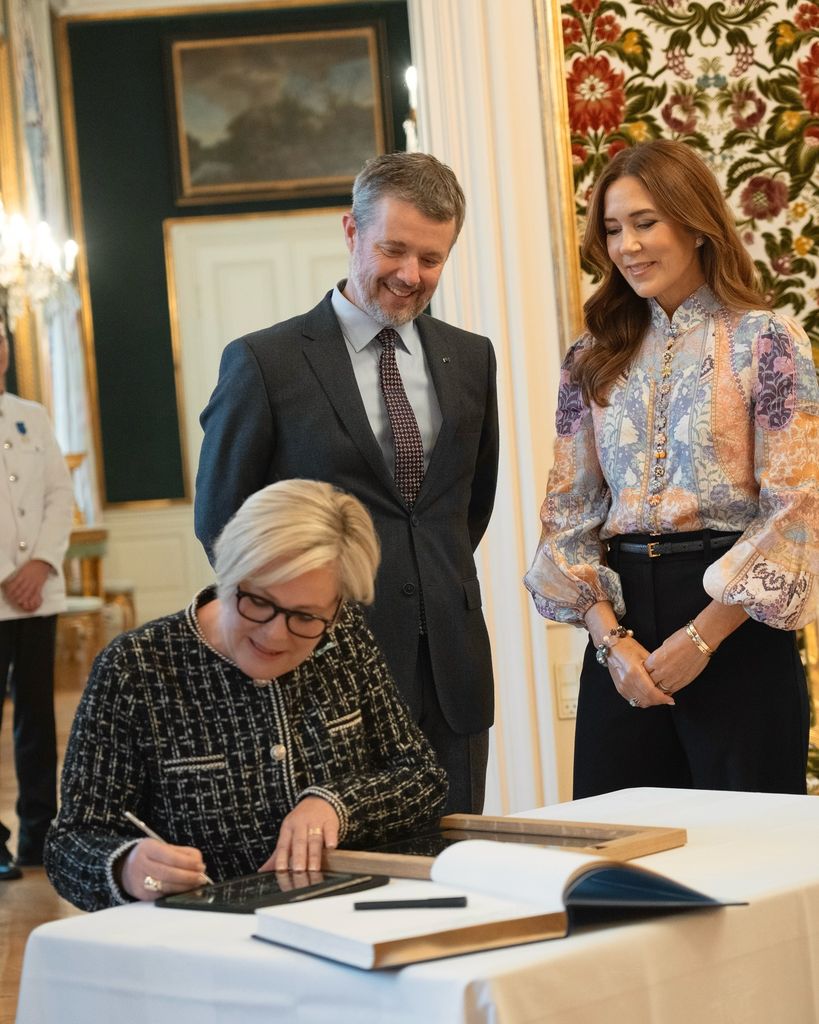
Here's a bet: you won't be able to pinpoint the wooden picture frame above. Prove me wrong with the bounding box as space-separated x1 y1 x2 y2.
166 24 389 206
324 814 687 880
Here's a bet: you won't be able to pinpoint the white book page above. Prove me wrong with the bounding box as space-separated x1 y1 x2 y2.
256 877 542 944
254 877 554 967
430 840 604 908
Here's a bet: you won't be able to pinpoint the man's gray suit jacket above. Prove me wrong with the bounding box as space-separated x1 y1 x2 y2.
195 291 499 735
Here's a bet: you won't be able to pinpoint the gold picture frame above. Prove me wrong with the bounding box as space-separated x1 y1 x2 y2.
167 25 388 206
324 814 687 880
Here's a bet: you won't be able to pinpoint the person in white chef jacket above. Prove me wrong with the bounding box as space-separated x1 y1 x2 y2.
0 315 73 880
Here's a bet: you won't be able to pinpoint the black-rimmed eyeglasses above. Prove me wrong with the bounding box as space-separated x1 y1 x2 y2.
235 588 342 639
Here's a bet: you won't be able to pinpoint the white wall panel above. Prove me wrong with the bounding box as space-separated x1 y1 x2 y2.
102 505 213 625
166 209 349 488
104 210 349 620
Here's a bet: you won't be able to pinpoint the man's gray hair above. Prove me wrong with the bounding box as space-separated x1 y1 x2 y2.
351 152 465 238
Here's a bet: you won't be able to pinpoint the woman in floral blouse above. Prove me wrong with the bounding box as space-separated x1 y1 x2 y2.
45 480 446 911
525 139 817 798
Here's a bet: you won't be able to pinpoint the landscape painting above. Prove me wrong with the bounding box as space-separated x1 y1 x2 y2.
168 27 387 204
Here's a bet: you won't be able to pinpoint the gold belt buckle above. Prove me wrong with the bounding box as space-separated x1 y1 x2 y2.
646 541 661 558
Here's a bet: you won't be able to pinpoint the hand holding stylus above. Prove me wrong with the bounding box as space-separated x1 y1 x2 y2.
121 811 213 901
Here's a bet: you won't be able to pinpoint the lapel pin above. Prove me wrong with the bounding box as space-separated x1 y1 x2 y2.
442 356 450 363
16 421 27 435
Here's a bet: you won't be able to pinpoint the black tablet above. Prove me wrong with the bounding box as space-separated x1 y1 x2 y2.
156 869 389 914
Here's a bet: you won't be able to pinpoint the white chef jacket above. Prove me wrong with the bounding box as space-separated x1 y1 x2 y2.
0 392 74 621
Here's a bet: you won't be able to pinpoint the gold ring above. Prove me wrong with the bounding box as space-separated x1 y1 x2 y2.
656 682 672 694
143 874 163 892
307 827 323 837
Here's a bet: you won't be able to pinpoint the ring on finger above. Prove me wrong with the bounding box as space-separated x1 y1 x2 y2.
307 827 323 837
628 696 641 708
143 874 163 892
656 681 672 694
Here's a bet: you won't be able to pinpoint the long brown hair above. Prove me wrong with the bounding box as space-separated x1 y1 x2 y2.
576 139 766 406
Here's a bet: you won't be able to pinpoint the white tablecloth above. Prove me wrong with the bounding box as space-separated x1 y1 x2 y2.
16 788 819 1023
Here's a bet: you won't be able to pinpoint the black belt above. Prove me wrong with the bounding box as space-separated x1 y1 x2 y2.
616 533 741 559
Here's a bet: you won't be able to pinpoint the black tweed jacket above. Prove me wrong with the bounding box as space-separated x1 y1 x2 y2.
45 590 447 911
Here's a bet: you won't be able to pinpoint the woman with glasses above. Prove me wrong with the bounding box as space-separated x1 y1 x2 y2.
45 480 447 911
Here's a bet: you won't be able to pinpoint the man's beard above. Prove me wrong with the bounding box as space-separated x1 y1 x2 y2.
356 290 424 327
348 252 427 326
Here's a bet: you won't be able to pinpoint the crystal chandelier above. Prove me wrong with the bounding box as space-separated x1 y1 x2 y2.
0 198 78 330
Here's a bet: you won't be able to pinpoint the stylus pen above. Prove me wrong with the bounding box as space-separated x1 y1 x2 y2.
354 896 468 910
124 810 215 885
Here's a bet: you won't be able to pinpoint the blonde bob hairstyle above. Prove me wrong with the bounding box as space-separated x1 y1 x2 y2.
214 479 380 607
576 139 766 407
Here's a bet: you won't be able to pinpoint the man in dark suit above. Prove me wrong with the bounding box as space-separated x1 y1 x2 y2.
195 152 498 814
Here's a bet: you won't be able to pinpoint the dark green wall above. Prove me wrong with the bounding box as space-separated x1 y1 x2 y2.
6 330 18 395
67 2 410 503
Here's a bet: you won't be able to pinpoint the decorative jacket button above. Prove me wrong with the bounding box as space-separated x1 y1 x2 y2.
18 540 27 550
9 474 17 482
402 582 416 596
3 441 10 449
271 744 287 762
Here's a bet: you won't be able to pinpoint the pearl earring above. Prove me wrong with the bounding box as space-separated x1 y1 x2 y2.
695 236 704 247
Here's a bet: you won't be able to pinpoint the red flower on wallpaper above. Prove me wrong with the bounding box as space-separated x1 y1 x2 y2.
573 0 600 13
562 17 583 46
567 56 625 134
739 176 790 220
730 85 767 130
594 14 621 42
661 92 698 133
794 2 819 31
798 42 819 114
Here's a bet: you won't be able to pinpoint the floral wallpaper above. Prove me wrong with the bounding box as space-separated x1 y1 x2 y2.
562 0 819 371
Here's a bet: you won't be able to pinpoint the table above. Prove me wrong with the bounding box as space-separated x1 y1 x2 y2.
16 789 819 1023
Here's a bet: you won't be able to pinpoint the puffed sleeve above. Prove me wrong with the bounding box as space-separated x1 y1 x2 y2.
704 313 819 629
524 338 625 625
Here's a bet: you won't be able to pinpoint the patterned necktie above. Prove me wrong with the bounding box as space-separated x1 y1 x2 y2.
376 327 425 506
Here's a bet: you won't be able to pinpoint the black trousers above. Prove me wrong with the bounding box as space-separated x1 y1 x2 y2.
416 635 488 815
0 615 58 855
573 533 809 799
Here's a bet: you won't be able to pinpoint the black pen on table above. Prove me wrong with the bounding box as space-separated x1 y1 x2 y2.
124 810 215 885
354 896 468 911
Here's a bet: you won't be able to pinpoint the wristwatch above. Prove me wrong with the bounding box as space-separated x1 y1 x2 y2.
594 625 634 667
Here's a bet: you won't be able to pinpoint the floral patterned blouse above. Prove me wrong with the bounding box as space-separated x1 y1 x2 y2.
524 285 819 631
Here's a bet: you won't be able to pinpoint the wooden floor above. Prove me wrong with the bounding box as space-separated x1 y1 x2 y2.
0 658 89 1023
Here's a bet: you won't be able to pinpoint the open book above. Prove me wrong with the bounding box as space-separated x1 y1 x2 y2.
253 839 741 969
